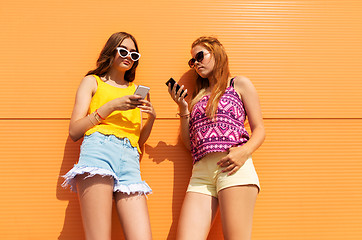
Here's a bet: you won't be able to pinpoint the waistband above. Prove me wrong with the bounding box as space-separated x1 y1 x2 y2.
84 132 132 146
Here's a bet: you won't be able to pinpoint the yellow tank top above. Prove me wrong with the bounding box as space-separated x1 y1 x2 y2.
85 75 141 152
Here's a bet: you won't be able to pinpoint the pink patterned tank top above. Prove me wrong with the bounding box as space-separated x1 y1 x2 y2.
189 78 250 164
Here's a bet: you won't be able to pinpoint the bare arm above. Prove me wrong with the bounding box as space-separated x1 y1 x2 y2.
235 76 265 155
168 83 191 150
218 76 265 175
138 94 156 147
68 75 98 141
69 76 143 142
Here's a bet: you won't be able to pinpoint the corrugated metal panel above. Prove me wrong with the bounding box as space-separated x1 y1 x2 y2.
253 119 362 240
0 0 361 239
0 119 361 239
0 0 361 118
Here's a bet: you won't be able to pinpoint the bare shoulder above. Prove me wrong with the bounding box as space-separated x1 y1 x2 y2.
78 75 98 93
232 75 255 94
233 75 252 86
81 74 98 85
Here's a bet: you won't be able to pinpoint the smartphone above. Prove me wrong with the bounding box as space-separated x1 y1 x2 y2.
165 77 188 98
134 85 150 99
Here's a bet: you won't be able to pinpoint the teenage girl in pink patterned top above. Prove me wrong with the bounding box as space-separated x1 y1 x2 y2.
168 36 265 240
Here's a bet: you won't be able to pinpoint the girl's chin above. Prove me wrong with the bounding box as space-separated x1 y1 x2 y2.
119 64 132 70
197 71 211 79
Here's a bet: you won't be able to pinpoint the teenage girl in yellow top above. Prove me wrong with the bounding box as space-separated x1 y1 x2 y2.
63 32 155 240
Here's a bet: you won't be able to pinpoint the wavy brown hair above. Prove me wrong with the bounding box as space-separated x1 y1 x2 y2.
86 32 140 82
190 36 231 119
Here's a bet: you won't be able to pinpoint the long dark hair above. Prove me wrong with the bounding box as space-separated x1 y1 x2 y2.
86 32 140 82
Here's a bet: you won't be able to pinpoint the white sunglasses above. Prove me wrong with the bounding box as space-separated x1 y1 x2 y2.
116 47 141 61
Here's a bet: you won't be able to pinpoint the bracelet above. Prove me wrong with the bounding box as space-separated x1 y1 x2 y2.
95 109 105 120
176 112 190 118
88 114 97 126
93 112 101 123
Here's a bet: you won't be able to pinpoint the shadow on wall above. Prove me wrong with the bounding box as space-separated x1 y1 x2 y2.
145 139 192 240
56 136 83 240
178 69 198 103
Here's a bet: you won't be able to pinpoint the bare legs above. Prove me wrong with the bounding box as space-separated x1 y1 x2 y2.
218 185 258 240
115 192 152 240
176 192 219 240
76 174 114 240
75 174 256 240
76 174 152 240
176 185 258 240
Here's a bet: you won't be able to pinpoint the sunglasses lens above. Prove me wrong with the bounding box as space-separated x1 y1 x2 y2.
188 59 196 68
117 48 140 61
188 51 205 68
130 52 140 61
118 49 129 57
195 51 204 62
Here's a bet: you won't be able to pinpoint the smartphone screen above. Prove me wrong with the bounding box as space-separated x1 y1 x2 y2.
165 78 188 97
134 85 150 99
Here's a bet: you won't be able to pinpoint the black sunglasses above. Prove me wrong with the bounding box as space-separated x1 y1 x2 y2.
188 51 210 68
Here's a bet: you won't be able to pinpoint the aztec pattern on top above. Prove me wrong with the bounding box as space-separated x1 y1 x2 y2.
189 79 250 163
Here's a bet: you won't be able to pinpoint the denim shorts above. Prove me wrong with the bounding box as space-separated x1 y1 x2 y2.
62 132 152 195
187 152 260 198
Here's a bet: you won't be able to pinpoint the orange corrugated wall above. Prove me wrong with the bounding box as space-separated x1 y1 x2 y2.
0 0 361 239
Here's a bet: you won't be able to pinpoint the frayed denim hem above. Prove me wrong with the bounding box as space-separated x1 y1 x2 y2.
61 166 152 195
114 182 152 196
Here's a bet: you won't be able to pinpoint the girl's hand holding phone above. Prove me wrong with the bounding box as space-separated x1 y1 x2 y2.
137 98 156 119
133 85 155 118
167 78 188 111
112 95 143 111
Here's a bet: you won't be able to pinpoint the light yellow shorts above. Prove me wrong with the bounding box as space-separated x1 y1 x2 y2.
187 152 260 198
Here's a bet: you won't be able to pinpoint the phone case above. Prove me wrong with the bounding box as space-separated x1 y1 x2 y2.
165 78 188 97
134 85 150 99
